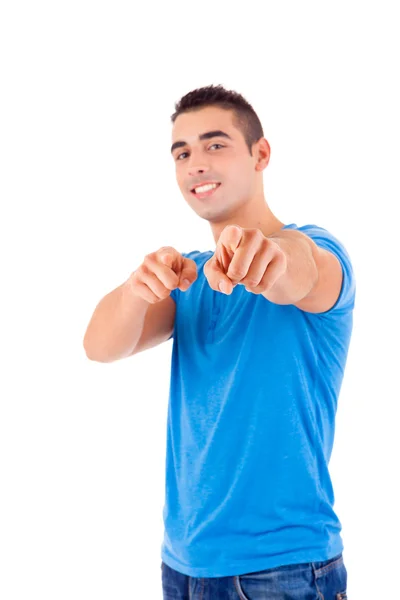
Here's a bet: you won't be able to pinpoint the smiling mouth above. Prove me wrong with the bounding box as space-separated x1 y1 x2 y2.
191 183 221 198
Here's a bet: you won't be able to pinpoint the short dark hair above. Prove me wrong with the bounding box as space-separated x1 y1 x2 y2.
170 84 264 156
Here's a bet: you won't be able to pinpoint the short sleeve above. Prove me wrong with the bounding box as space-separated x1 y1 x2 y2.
300 224 356 315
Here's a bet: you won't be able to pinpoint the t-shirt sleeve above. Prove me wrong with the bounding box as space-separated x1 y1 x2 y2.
300 225 356 315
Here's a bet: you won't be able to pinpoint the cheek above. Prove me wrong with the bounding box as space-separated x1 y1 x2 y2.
223 157 248 179
175 170 185 189
225 166 251 192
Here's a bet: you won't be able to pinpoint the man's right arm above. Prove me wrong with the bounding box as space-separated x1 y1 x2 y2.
83 279 176 363
83 246 196 362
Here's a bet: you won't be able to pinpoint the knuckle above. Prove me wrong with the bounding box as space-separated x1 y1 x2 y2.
245 228 261 241
229 267 245 279
250 227 261 237
130 269 139 280
140 263 150 275
133 266 143 279
165 247 178 259
143 254 153 265
246 278 258 287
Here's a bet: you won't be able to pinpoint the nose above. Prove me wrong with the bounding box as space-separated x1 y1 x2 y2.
186 153 210 177
187 165 210 177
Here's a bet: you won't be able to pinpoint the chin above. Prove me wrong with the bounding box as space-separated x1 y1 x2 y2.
201 208 233 224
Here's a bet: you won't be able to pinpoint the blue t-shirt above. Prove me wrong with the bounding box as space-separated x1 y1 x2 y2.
160 223 356 578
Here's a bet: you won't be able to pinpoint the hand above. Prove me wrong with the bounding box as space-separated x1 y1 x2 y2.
204 225 287 295
128 247 198 304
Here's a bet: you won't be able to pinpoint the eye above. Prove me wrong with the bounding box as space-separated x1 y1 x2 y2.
176 144 224 161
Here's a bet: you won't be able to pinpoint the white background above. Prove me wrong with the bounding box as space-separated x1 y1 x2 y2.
1 1 399 598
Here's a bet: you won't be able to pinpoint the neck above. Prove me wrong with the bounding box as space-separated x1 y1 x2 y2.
209 194 286 246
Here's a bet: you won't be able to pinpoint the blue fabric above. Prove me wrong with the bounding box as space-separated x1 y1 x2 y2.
160 223 356 578
161 552 348 598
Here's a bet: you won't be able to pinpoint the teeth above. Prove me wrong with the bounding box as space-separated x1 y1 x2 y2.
194 183 218 193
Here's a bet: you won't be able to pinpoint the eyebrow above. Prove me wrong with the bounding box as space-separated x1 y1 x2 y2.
170 130 233 154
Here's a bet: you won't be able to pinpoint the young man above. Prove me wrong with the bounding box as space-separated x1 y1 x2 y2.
83 84 354 599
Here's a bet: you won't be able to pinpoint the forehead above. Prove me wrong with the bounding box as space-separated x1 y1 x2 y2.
171 106 238 144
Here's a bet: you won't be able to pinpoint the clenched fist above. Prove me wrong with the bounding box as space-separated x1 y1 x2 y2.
128 247 198 304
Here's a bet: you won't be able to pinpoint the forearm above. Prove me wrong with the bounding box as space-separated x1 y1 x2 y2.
263 230 319 304
83 278 150 363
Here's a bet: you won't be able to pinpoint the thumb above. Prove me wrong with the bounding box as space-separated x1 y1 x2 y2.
205 256 234 294
178 258 198 290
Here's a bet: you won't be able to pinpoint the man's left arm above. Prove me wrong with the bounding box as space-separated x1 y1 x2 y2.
204 225 345 314
265 229 343 313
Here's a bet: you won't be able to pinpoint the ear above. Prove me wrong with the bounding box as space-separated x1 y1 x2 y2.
255 137 271 171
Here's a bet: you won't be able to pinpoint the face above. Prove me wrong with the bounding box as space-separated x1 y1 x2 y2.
171 106 269 223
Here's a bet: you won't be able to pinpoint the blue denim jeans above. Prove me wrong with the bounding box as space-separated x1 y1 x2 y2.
161 552 348 599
